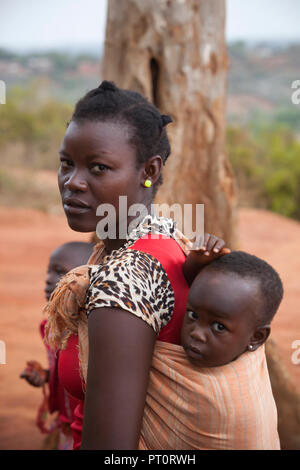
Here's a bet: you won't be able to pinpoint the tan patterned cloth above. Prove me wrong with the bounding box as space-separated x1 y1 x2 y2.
139 340 280 450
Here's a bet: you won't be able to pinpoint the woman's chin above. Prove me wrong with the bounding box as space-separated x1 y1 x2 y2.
66 216 95 233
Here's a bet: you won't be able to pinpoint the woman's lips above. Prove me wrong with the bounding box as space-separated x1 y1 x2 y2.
64 203 92 215
63 198 92 215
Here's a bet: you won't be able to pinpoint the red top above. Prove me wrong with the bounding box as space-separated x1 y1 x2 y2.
40 319 79 424
58 235 189 449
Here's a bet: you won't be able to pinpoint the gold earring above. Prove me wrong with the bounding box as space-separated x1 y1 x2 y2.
144 179 152 188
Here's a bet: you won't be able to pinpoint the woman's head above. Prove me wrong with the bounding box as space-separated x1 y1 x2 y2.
58 81 172 234
71 81 172 174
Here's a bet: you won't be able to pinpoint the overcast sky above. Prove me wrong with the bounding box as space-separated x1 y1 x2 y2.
1 0 300 52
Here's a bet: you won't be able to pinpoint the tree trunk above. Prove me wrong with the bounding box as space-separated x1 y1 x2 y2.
103 0 237 246
102 0 300 449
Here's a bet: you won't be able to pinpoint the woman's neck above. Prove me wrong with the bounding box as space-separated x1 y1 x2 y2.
102 204 154 255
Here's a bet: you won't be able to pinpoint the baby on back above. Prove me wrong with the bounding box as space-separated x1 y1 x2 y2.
181 250 283 367
140 250 283 450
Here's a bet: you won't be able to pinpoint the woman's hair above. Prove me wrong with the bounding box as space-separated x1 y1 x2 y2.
71 80 172 187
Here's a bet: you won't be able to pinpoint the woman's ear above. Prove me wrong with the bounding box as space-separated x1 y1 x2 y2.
142 155 163 186
247 325 271 352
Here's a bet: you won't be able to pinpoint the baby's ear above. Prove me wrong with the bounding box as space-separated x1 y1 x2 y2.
248 325 271 352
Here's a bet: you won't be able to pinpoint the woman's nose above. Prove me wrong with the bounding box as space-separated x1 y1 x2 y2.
64 169 88 192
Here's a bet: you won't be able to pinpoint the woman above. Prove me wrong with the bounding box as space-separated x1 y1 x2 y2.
46 80 228 450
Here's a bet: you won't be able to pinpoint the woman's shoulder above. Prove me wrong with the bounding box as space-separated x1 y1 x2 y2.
89 246 171 291
89 235 187 295
86 246 175 333
129 233 186 263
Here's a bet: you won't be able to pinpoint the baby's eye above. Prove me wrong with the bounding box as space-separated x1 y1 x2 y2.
54 266 67 275
91 163 109 174
56 268 67 276
212 322 226 333
187 310 198 321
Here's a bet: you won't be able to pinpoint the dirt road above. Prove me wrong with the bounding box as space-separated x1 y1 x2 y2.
0 206 299 449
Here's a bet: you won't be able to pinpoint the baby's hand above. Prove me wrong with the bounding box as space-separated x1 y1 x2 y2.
20 361 48 388
183 233 231 285
192 233 231 262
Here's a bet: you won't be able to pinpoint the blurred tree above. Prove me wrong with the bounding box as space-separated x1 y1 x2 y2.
102 0 300 449
103 0 237 246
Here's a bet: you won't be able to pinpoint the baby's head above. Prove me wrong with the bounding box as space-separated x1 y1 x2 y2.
45 241 94 300
181 251 283 367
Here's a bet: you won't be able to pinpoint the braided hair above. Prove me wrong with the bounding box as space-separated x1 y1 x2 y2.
71 81 172 189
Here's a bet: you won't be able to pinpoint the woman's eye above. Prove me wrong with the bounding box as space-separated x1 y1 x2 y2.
187 310 198 321
212 322 226 333
91 164 109 174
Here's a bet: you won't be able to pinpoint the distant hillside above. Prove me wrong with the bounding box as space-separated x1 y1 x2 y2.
227 41 300 125
0 48 102 104
1 41 300 125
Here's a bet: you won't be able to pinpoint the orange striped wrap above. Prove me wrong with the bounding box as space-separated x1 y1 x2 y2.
139 341 280 450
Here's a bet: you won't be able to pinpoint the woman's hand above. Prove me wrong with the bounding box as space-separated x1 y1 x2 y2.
20 361 49 387
183 233 231 286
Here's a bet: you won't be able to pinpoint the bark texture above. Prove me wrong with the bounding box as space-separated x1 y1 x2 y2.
103 0 237 245
102 0 300 449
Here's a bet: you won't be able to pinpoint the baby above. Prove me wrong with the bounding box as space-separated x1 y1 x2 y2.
140 250 283 450
181 249 283 367
20 241 94 449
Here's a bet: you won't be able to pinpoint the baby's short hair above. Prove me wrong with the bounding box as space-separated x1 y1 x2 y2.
203 251 284 325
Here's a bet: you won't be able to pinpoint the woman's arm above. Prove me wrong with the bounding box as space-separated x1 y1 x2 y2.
81 307 157 450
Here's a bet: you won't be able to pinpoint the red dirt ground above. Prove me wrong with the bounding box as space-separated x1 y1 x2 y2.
0 206 299 450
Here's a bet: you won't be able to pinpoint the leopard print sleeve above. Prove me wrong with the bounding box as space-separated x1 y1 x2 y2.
85 249 175 334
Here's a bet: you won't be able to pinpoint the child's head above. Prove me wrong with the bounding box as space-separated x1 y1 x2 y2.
45 241 94 300
181 251 283 367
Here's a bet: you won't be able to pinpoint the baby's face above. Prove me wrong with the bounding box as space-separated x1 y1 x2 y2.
45 248 72 300
181 269 262 367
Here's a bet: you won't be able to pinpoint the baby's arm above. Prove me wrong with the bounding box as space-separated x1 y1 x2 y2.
183 233 231 286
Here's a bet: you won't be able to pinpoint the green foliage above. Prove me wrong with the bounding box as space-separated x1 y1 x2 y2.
227 123 300 220
0 82 72 169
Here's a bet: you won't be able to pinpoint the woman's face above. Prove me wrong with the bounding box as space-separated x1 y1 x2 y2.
58 119 146 233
